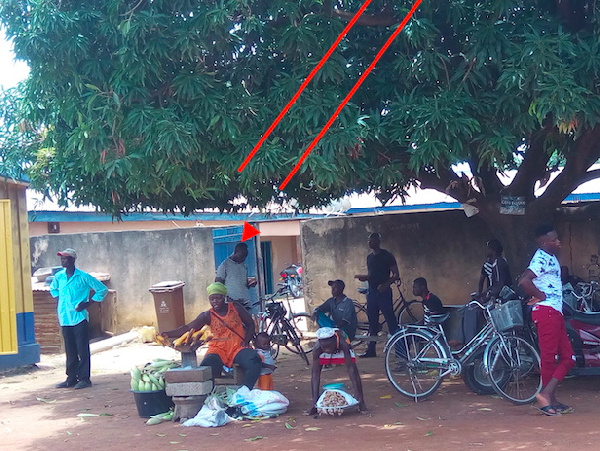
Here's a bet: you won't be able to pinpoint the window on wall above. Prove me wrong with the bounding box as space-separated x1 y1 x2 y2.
47 222 60 234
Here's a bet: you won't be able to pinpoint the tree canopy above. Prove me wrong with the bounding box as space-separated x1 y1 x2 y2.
1 0 600 233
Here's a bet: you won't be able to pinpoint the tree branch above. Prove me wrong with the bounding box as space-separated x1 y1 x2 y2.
333 6 397 27
576 168 600 186
413 166 480 204
507 129 551 198
468 150 503 197
554 0 588 32
535 124 600 210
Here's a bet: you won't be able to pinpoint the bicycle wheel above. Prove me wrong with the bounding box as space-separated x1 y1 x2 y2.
282 319 311 365
485 334 541 404
354 301 369 332
384 330 446 401
461 348 495 395
289 313 317 354
398 300 423 325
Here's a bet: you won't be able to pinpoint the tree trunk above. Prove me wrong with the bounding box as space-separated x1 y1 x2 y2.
470 194 566 281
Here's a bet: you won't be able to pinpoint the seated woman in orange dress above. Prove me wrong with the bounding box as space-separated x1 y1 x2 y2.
162 282 262 389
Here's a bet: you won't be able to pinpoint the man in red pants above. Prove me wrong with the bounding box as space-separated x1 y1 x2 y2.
519 224 575 416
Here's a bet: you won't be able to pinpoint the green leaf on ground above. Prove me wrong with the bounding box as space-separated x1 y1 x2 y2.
244 436 263 442
395 403 408 407
36 397 56 403
285 422 296 429
426 431 434 436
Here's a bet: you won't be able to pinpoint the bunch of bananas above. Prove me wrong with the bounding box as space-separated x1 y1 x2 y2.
130 358 178 392
155 325 212 351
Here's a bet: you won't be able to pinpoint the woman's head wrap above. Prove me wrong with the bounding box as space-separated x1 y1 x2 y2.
207 282 227 296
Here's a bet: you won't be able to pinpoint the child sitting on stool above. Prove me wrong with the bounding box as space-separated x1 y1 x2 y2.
254 332 277 390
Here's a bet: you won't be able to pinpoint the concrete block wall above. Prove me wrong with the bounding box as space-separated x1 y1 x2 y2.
30 227 215 333
300 206 600 312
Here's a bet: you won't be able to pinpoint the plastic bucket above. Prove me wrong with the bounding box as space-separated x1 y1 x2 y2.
323 383 345 391
132 390 174 418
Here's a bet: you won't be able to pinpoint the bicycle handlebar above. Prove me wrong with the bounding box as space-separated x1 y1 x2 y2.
467 299 488 310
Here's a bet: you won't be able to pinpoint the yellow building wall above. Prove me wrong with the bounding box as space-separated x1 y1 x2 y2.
0 200 17 353
0 178 35 355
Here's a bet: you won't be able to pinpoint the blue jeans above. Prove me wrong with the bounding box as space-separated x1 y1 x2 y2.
366 288 398 353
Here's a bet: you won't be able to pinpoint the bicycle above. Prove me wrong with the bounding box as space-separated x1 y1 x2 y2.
383 298 542 404
354 281 422 335
257 285 316 365
570 281 600 312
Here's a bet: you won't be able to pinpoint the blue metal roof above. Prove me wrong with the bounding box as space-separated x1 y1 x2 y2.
346 201 461 215
28 210 326 223
0 172 30 184
26 192 600 222
345 193 600 215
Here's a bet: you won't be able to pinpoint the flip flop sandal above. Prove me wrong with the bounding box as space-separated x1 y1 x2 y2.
532 405 561 416
553 403 574 414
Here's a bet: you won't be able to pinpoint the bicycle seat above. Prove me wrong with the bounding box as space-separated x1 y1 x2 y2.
425 313 450 325
564 305 600 326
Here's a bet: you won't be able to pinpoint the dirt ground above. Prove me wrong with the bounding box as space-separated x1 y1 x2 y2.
1 340 600 451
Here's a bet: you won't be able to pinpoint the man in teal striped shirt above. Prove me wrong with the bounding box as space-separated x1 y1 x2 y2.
50 248 108 389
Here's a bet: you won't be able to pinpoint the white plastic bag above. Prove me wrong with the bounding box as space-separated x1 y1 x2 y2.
230 386 289 417
316 389 358 415
182 396 234 427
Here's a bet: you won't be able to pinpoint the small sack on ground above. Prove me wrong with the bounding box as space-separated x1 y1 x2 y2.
230 386 289 418
316 389 358 416
182 395 234 427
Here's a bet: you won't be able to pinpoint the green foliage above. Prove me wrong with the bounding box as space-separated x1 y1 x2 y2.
1 1 600 214
0 83 35 179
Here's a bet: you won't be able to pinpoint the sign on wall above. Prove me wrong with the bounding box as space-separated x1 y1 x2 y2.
500 195 526 215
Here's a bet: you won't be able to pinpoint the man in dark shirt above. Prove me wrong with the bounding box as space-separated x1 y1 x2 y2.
412 277 444 322
313 279 358 341
485 239 512 299
354 233 400 357
463 239 512 344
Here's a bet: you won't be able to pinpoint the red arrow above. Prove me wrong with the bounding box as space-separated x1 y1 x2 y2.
241 222 260 242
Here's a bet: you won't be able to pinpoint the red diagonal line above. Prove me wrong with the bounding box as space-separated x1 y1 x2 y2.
279 0 424 190
237 0 375 173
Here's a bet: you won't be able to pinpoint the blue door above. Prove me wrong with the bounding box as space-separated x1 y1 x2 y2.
261 241 274 294
212 225 260 308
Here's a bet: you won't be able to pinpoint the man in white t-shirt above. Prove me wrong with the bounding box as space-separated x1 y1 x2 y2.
215 242 258 313
519 224 575 416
